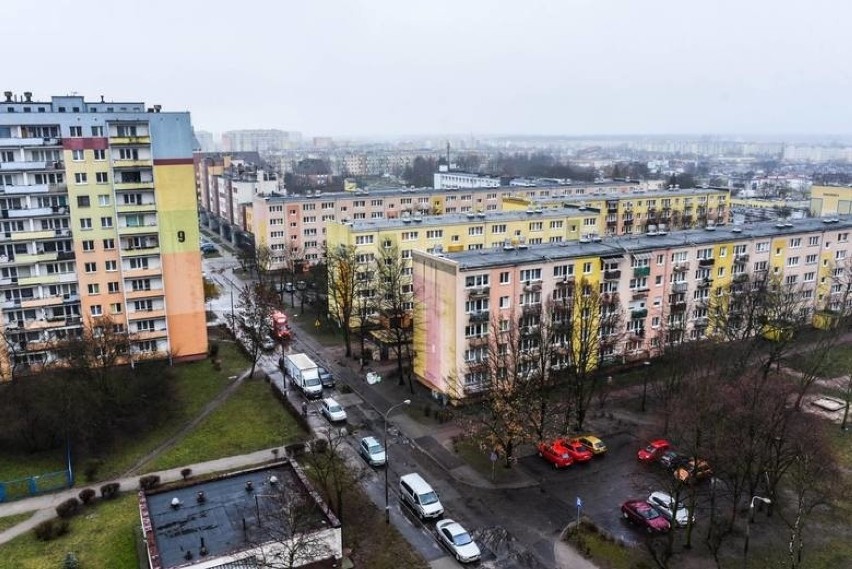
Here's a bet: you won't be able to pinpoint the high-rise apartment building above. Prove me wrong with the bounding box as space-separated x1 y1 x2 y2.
0 92 206 376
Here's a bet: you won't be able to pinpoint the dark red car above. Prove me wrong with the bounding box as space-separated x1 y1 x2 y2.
562 439 593 463
637 439 671 463
621 500 671 533
537 440 575 469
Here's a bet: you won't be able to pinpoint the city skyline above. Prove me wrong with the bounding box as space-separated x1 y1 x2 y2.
6 0 852 137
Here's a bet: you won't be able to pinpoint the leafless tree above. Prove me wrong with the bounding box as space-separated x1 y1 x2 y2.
326 244 359 358
226 283 278 379
375 246 418 392
301 430 363 523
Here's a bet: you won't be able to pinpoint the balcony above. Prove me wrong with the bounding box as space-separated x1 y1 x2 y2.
631 288 649 299
116 201 157 214
3 206 53 218
114 181 154 191
0 137 61 147
697 277 713 288
555 275 574 286
694 316 709 327
521 304 541 316
0 160 54 171
11 229 56 241
604 269 621 280
732 273 749 283
523 282 542 292
633 266 650 277
698 258 715 267
14 251 58 264
670 300 687 311
672 282 689 293
631 308 648 319
467 286 490 299
468 311 489 323
0 183 52 195
109 135 151 145
128 308 166 320
122 244 160 257
673 262 690 272
467 335 489 347
735 253 749 262
125 287 163 300
521 325 540 336
118 223 159 236
112 158 153 169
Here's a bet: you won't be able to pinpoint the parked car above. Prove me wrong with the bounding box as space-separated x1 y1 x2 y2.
674 459 713 484
621 500 671 533
647 491 692 527
576 435 607 455
638 439 671 463
537 440 575 469
659 450 689 471
318 366 335 388
260 336 276 351
320 397 347 423
200 241 216 254
435 519 481 564
562 439 594 463
399 472 444 519
358 436 386 466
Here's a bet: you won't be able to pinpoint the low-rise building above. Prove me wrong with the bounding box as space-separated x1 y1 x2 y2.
810 185 852 217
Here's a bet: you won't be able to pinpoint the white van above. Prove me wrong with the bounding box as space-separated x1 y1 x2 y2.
399 473 444 520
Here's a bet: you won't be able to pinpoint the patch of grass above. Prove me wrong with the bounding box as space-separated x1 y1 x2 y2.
94 339 249 479
0 512 34 533
0 493 137 569
0 448 66 485
288 312 343 347
454 440 530 485
566 521 649 569
146 378 307 471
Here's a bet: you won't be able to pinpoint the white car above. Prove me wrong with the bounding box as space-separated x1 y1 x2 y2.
435 519 481 564
358 436 386 466
260 336 276 351
648 491 692 527
320 397 347 423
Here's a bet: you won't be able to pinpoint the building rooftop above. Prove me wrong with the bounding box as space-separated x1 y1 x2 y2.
341 206 600 232
140 462 338 569
417 216 852 271
508 187 729 206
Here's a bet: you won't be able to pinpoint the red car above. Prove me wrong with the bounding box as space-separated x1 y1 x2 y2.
537 440 575 469
638 439 671 463
621 500 671 533
562 439 593 463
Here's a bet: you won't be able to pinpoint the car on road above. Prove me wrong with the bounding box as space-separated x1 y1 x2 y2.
638 439 671 463
260 336 277 351
200 242 216 254
318 366 335 388
575 435 607 455
537 440 575 469
435 519 481 564
562 439 594 463
320 397 347 423
358 436 386 466
659 450 689 471
647 491 692 527
621 500 671 533
674 459 713 484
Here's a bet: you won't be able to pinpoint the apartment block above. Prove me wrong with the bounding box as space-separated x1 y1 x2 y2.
248 181 642 268
412 217 851 399
502 187 730 235
0 92 206 376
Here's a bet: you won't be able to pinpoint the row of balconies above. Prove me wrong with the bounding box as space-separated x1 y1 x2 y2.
0 137 62 148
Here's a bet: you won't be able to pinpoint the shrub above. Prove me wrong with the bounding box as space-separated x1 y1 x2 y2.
180 468 193 481
55 497 81 519
78 488 96 505
100 482 120 499
208 342 220 357
82 458 103 483
63 551 80 569
311 438 329 454
33 519 69 541
139 475 161 490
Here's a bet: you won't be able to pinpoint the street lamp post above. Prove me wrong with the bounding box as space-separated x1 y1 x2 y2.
641 360 651 412
743 495 771 568
384 399 411 524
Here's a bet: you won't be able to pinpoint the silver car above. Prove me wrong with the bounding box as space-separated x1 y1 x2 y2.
320 397 347 423
435 519 481 563
648 491 693 527
358 436 386 466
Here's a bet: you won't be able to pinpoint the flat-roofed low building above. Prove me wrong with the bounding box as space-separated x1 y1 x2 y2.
139 462 341 569
810 185 852 217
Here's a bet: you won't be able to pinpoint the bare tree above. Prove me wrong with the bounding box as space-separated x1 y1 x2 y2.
301 430 363 523
326 244 359 358
226 283 278 379
375 246 418 392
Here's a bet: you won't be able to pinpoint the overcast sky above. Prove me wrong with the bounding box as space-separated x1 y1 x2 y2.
7 0 852 137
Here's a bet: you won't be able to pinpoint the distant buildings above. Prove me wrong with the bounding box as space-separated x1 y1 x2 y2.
433 170 501 190
222 129 302 153
0 92 207 376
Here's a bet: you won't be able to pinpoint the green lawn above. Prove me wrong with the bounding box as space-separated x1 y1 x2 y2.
566 522 646 569
0 512 34 533
787 343 852 379
0 448 67 486
92 339 249 479
146 377 307 472
0 494 138 569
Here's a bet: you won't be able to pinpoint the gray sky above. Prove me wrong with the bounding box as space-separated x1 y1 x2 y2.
8 0 852 137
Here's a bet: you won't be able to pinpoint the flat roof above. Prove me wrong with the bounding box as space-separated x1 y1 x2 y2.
418 216 852 271
141 463 335 569
341 207 600 231
510 187 730 205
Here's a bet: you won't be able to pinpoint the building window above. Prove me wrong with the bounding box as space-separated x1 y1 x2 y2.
91 126 104 136
90 304 102 316
87 283 100 295
76 195 91 208
105 260 117 271
84 262 97 273
499 271 510 284
108 281 120 293
110 303 122 314
69 126 83 137
96 172 108 184
82 240 95 251
80 218 92 230
100 216 113 228
72 149 84 161
74 172 87 184
103 238 115 250
93 149 106 161
98 194 111 206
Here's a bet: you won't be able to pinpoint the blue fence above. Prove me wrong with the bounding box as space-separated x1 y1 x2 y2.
0 469 73 503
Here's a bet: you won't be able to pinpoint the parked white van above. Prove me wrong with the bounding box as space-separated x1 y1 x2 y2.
399 473 444 520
